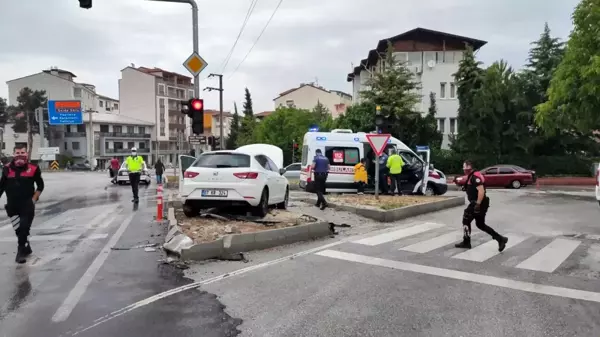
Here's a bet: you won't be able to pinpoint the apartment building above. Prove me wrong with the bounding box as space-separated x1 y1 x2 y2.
347 28 487 148
204 109 233 140
119 66 192 164
1 124 43 160
97 94 119 113
274 83 352 118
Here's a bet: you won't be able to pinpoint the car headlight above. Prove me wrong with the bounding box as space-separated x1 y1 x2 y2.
120 171 128 176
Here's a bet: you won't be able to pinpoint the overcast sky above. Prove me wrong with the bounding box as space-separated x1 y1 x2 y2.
0 0 578 113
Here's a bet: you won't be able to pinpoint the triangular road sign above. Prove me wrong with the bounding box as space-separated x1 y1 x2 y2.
366 134 391 156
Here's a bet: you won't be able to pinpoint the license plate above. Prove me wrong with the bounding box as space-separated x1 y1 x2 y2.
201 189 228 197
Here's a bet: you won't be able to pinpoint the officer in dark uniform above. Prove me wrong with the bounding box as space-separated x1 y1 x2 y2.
312 149 330 210
0 144 45 263
455 160 508 251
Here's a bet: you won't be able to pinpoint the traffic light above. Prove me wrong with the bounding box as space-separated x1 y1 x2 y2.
188 98 204 135
375 105 384 129
79 0 92 9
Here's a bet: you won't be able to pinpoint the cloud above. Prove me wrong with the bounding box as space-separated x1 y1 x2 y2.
0 0 579 112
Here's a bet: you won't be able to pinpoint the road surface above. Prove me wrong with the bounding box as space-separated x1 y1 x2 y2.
0 171 241 337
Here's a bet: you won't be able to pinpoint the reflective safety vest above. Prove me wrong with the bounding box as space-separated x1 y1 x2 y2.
125 156 144 173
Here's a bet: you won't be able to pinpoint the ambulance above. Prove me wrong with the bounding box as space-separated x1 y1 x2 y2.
299 129 448 195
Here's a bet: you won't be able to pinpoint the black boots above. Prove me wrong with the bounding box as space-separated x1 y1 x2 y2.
454 236 508 252
497 236 508 252
15 241 32 264
454 238 471 249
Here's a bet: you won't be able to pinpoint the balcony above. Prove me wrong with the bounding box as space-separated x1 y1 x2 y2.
169 122 186 131
106 148 150 154
65 132 86 137
100 132 151 139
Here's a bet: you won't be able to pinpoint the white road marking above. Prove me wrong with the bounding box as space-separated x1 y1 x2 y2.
400 231 464 253
315 250 600 303
353 222 446 246
0 234 108 242
452 234 528 262
96 214 118 229
52 213 135 322
516 238 581 273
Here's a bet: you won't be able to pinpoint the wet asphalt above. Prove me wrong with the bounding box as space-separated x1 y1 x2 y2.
0 172 241 337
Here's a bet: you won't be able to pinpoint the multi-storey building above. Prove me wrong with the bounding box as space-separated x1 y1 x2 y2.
273 83 352 118
347 28 487 148
119 66 192 164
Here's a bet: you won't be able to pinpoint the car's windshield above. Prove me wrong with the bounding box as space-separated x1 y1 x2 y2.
193 153 250 168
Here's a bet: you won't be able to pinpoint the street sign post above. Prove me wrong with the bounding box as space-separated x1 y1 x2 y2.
50 161 59 170
188 135 206 145
48 100 83 125
38 147 60 155
366 133 391 199
183 52 208 77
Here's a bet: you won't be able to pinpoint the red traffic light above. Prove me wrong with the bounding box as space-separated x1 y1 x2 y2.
190 99 203 111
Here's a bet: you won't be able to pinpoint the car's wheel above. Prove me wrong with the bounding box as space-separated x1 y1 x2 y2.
511 180 522 189
253 188 269 217
277 187 289 210
424 183 436 196
183 202 200 218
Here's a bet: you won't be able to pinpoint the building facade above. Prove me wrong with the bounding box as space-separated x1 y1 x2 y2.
119 66 192 164
347 28 487 148
273 83 352 119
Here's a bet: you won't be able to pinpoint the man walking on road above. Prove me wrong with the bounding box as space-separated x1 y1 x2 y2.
154 158 165 185
110 156 120 184
125 148 145 203
312 149 330 210
455 160 508 251
0 144 45 263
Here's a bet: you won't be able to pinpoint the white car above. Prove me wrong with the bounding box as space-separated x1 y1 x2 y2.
179 144 290 218
116 162 152 185
595 164 600 207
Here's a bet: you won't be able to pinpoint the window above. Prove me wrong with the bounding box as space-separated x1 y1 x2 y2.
437 118 446 133
266 156 279 171
114 126 122 133
440 82 446 98
285 100 295 108
139 127 145 134
158 84 165 95
72 142 80 150
160 112 165 121
301 145 309 166
324 147 359 166
77 124 86 133
407 52 422 66
114 142 124 150
450 83 456 98
159 98 165 108
127 126 134 134
254 155 273 171
160 127 165 136
188 90 194 99
286 163 301 171
498 167 515 174
100 125 109 132
127 142 135 149
139 142 146 149
113 103 118 110
449 118 457 134
99 101 104 107
484 168 498 175
398 151 422 166
194 153 250 168
73 88 82 98
64 142 68 150
105 142 109 150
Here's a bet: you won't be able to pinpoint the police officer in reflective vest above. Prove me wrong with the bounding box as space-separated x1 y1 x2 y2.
125 147 145 203
455 160 508 251
312 149 330 210
0 144 45 263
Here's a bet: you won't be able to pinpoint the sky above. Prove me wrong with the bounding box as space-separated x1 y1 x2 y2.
0 0 579 113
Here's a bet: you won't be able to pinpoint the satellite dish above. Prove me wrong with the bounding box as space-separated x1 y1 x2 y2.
427 60 436 68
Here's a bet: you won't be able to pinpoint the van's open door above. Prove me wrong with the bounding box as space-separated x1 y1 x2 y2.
178 155 196 194
415 145 431 194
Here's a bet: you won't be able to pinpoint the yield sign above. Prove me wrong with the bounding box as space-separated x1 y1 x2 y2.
366 133 391 156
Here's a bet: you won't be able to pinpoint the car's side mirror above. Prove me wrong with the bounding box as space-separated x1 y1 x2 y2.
279 168 286 175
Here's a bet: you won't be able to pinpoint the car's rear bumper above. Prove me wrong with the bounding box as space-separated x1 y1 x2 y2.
116 174 151 183
181 182 262 207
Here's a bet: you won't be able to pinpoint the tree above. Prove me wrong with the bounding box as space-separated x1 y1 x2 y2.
13 88 47 157
225 102 241 149
237 88 257 146
536 0 600 134
333 102 375 132
312 101 329 122
422 92 442 149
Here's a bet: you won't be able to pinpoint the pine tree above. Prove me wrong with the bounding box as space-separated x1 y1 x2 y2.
238 88 257 146
423 92 442 149
13 88 47 157
242 87 253 116
226 102 241 149
312 101 329 122
525 22 565 104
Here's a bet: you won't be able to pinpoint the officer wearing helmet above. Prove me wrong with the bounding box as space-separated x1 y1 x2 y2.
124 147 145 203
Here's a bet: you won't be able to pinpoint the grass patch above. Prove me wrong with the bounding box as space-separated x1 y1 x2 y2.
329 194 447 210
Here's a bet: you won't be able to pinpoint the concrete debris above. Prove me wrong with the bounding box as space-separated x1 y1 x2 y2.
144 247 157 252
111 243 158 251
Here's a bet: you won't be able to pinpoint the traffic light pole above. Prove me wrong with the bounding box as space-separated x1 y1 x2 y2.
205 73 224 150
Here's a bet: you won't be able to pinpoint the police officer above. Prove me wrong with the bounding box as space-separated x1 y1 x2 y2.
312 149 330 210
0 144 45 263
378 150 389 194
125 147 145 203
455 160 508 251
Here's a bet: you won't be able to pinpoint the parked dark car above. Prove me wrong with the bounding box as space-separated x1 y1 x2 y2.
70 163 92 171
454 164 536 189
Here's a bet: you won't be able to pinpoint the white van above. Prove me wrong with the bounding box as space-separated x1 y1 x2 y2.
299 129 448 195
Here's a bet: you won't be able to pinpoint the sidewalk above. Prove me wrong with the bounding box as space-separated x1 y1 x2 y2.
446 176 596 186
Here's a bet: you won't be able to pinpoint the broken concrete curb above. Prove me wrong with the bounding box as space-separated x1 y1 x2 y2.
300 196 465 222
163 207 332 261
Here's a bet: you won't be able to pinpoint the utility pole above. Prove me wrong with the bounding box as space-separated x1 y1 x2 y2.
205 73 224 149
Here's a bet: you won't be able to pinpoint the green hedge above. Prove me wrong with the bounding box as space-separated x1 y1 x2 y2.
430 149 597 177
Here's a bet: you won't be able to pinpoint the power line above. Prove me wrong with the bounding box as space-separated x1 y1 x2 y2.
228 0 284 80
219 0 259 73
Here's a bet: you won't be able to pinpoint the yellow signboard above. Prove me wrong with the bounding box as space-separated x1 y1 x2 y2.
183 52 208 76
50 161 59 170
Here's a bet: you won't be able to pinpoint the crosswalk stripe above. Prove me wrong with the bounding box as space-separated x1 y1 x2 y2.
400 231 464 253
516 238 581 273
452 234 528 262
353 222 446 246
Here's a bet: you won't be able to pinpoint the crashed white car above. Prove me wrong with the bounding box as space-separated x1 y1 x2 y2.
179 144 289 218
116 162 152 185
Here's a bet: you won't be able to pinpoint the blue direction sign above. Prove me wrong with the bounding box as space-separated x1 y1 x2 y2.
48 100 83 125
